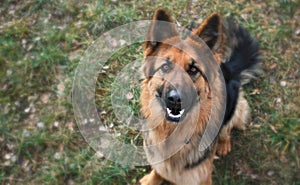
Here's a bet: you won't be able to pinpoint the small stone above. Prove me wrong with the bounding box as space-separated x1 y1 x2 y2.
99 125 108 132
41 93 51 104
119 39 126 46
126 92 134 100
21 160 30 171
37 122 45 128
114 133 121 137
21 39 27 48
27 44 34 51
295 28 300 36
267 170 274 176
95 151 104 158
4 153 12 160
99 110 107 115
2 83 8 91
250 174 258 179
54 152 62 159
4 161 11 166
66 122 74 131
57 81 65 96
34 37 41 41
280 81 286 87
11 155 17 162
275 98 282 104
24 107 31 113
14 101 20 107
102 65 109 70
22 129 30 137
6 143 15 150
4 103 10 114
53 121 59 128
82 119 88 125
66 179 75 185
241 13 248 20
6 69 12 76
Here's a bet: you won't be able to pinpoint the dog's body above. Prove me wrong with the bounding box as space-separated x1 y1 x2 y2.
139 9 260 185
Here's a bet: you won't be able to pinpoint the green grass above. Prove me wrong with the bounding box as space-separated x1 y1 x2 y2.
0 0 299 184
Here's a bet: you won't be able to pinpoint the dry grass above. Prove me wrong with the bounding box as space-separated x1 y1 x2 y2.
0 0 299 184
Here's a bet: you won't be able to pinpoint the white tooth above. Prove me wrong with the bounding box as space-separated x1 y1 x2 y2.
170 114 180 118
167 108 185 119
167 108 171 114
180 109 185 115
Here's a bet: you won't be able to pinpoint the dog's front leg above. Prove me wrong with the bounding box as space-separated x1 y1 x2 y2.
139 169 164 185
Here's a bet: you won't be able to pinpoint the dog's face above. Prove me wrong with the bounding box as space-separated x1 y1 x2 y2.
141 9 224 123
143 42 209 122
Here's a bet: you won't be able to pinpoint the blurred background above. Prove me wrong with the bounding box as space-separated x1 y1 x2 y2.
0 0 299 184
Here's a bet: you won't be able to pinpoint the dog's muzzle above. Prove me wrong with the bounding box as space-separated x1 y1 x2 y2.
165 89 186 122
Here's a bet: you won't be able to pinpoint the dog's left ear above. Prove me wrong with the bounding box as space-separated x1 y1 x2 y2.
145 9 178 56
192 14 224 62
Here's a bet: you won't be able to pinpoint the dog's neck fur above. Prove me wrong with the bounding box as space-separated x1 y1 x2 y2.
143 94 214 168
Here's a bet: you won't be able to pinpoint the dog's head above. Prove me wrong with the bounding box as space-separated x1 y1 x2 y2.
141 9 225 123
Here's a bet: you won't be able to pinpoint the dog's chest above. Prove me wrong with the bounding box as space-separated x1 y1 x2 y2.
145 133 214 185
152 157 212 185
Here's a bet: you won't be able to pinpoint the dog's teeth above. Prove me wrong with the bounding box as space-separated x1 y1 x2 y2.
180 109 185 115
167 108 185 119
170 114 180 118
167 108 171 114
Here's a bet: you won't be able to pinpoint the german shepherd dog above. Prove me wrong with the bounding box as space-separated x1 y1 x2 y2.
139 9 261 185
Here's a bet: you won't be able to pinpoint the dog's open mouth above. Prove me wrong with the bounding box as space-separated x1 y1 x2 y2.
165 106 185 122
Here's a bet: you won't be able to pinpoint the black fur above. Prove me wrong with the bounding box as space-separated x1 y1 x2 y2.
221 64 241 124
221 19 261 124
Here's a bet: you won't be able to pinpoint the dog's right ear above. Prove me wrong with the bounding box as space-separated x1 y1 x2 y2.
144 9 178 56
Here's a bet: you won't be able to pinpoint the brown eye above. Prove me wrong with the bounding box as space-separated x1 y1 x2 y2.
188 66 199 76
190 66 197 72
161 63 170 73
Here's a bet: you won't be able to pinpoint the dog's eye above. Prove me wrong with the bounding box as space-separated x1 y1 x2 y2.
161 63 170 73
188 66 199 76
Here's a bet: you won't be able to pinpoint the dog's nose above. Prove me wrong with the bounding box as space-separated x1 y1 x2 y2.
167 89 181 105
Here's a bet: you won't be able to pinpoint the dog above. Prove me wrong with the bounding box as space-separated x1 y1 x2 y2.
139 8 261 185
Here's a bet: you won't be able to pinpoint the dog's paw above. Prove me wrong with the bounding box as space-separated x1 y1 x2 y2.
217 137 231 156
139 174 152 185
139 171 163 185
233 121 247 131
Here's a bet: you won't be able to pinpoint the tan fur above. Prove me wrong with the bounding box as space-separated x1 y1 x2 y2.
140 40 219 185
217 92 249 156
192 13 229 66
140 9 253 185
140 170 164 185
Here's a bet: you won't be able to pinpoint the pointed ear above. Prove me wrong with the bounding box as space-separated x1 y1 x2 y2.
145 9 178 56
192 14 224 51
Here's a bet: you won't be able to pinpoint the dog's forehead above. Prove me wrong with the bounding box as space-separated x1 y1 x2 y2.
160 45 191 66
157 39 207 68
